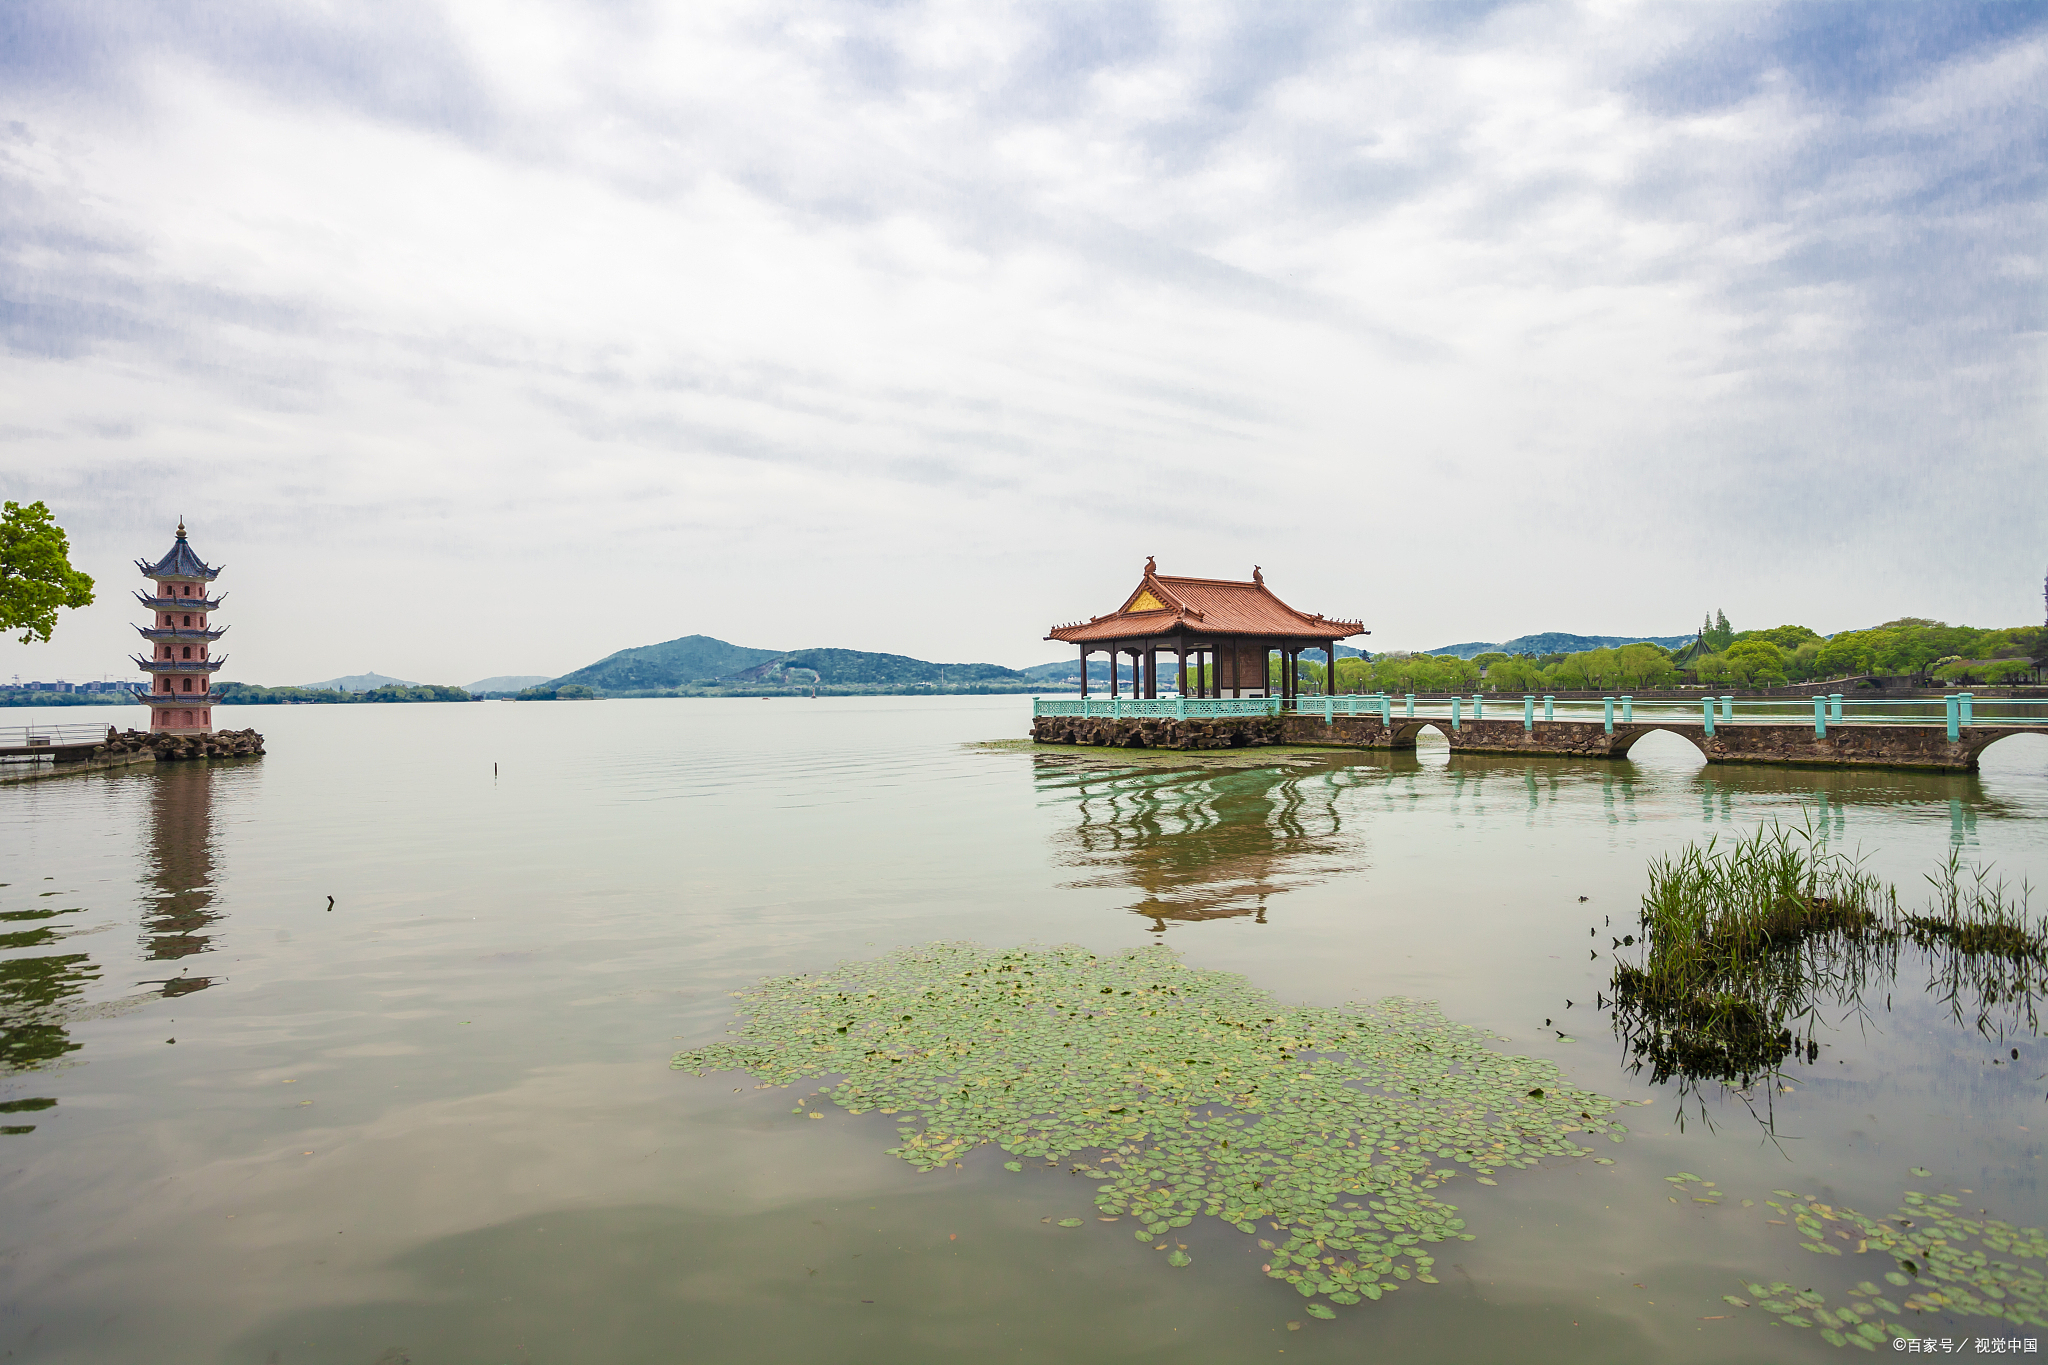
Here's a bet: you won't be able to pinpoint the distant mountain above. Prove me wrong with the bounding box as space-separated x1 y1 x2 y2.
541 635 1031 693
1424 632 1695 660
465 675 552 694
546 635 785 691
724 648 1027 688
301 671 415 691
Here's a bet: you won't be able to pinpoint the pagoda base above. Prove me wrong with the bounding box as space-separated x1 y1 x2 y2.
104 728 265 762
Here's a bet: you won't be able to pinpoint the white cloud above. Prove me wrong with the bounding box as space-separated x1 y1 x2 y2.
0 0 2040 685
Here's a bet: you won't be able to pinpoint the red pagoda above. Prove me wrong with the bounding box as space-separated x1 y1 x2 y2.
133 520 227 734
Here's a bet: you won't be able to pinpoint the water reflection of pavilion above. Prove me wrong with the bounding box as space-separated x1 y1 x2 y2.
1035 756 1363 930
139 761 223 995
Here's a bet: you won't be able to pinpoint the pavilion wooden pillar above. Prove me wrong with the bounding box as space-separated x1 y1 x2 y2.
1080 645 1089 696
1176 641 1187 697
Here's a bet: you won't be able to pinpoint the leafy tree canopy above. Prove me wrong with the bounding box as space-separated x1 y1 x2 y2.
0 501 94 644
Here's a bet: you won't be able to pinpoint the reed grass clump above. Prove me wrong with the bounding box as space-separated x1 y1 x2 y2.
1612 822 2043 1091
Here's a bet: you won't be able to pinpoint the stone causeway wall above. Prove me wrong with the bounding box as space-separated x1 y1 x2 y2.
1035 712 2027 772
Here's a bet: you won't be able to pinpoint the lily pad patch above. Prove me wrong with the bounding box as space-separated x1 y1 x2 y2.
673 941 1624 1320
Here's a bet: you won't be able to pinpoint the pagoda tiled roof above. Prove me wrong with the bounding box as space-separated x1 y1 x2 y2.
1046 561 1365 644
135 522 220 581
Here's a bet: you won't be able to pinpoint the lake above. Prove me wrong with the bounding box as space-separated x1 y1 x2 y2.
2 696 2045 1363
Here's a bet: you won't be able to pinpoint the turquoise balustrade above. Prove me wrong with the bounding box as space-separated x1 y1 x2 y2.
1702 696 1715 737
1543 695 1554 722
1523 695 1534 732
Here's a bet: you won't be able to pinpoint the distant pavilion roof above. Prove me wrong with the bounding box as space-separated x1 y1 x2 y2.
1046 560 1365 644
136 520 221 581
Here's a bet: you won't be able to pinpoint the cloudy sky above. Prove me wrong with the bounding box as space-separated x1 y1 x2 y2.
1 1 2041 685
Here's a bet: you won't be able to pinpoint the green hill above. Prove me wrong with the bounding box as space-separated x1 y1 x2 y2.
546 635 785 691
748 648 1026 687
534 635 1036 696
1426 632 1694 659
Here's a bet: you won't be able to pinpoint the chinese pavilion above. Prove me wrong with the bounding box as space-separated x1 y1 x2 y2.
1045 559 1367 700
133 520 227 734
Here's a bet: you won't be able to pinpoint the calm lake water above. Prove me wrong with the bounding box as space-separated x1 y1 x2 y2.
3 696 2046 1363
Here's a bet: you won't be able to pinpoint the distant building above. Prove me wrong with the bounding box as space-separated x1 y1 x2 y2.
132 521 228 733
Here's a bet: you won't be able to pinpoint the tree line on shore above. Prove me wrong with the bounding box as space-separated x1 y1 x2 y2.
1270 616 2047 695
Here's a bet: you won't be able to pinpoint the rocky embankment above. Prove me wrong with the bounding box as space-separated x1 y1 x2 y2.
1031 715 1282 749
99 728 266 761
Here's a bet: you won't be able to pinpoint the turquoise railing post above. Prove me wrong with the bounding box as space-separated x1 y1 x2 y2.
1720 695 1733 722
1961 692 1974 726
1543 695 1554 722
1813 695 1827 738
1523 695 1534 732
1473 694 1483 721
1702 696 1716 737
1380 695 1391 725
1602 697 1614 734
1175 695 1186 720
1621 695 1633 723
1452 696 1462 732
1946 694 1959 742
1406 693 1416 717
1324 696 1334 724
1113 696 1123 720
1830 693 1843 723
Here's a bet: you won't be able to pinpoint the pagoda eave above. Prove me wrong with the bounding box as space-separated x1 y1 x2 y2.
135 591 225 611
135 626 228 644
132 657 227 674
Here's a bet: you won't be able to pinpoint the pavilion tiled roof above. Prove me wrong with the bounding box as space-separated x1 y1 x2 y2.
1046 561 1365 643
135 521 220 581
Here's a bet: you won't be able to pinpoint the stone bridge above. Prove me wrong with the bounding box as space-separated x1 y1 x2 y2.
1029 712 2038 772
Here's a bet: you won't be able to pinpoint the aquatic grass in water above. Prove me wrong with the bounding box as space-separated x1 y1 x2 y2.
674 942 1625 1317
1612 822 2045 1092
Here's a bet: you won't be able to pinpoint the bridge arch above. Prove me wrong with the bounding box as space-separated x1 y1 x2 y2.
1612 725 1709 762
1970 730 2048 768
1405 721 1452 749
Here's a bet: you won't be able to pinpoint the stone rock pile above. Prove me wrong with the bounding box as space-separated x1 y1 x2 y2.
1030 715 1282 750
98 728 266 762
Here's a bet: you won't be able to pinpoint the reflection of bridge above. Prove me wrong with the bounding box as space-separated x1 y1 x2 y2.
1033 693 2048 772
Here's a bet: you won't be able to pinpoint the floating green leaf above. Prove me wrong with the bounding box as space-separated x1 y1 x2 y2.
1304 1303 1336 1319
672 942 1620 1320
1057 1218 1084 1228
1909 1167 1930 1177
